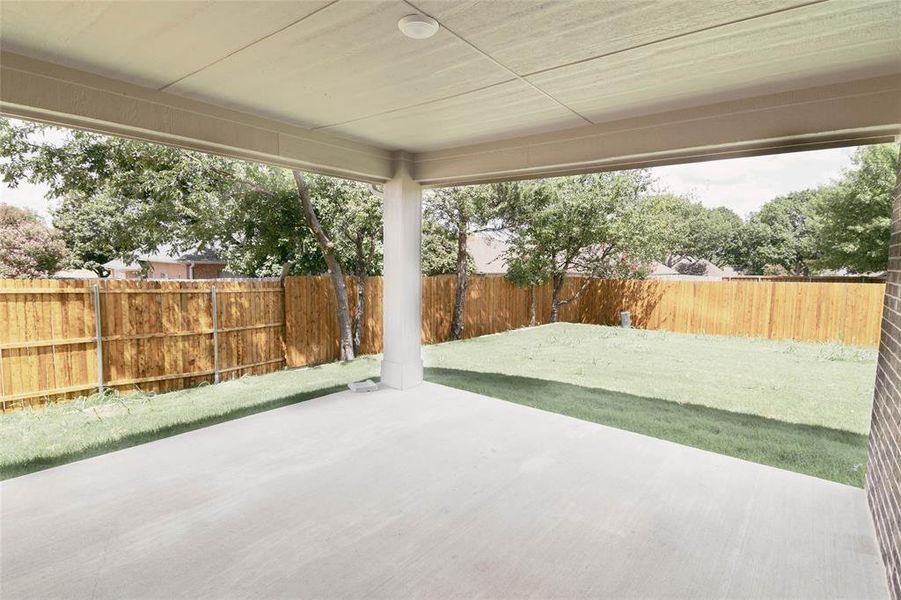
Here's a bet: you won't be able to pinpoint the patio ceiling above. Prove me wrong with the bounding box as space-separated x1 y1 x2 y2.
1 0 900 184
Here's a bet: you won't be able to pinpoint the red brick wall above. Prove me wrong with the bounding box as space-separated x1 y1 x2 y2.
867 146 901 600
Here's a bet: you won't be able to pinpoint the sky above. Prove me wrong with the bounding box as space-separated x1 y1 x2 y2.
0 132 857 222
648 146 856 218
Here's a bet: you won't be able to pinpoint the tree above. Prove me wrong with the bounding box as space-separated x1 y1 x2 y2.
420 218 459 276
1 118 242 273
293 172 355 360
423 185 499 339
646 194 742 269
503 172 663 322
728 191 820 276
303 175 383 356
505 249 547 326
0 204 67 278
0 117 376 359
814 144 899 273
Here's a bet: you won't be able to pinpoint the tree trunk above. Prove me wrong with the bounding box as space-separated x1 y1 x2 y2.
353 271 365 355
549 274 564 323
529 285 537 326
293 170 355 361
450 229 468 340
352 236 366 355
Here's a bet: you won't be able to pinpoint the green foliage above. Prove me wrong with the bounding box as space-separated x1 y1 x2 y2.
503 172 663 290
729 190 820 275
425 185 500 237
422 184 502 274
421 218 460 275
0 118 383 278
814 144 898 273
721 144 898 276
646 194 742 268
5 118 895 283
0 203 68 278
305 176 383 277
1 118 243 271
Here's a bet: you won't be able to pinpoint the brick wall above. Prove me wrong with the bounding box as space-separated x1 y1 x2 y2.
867 146 901 600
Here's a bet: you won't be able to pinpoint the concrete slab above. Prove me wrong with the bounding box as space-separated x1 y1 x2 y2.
0 383 889 599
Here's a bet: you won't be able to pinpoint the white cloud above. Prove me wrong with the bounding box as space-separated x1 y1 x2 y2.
649 147 857 218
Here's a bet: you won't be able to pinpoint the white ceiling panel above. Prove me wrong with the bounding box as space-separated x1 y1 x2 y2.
0 0 332 89
320 80 585 151
166 0 514 129
527 0 901 124
414 0 804 75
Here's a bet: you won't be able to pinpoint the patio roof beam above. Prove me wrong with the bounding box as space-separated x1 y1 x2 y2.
3 53 899 190
0 52 394 184
412 74 901 186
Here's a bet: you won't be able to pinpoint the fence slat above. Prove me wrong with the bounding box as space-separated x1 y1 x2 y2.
92 285 104 395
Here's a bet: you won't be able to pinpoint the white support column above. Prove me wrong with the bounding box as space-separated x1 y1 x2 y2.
380 154 423 389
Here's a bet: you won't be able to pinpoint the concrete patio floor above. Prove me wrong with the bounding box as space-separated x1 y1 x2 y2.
1 382 889 599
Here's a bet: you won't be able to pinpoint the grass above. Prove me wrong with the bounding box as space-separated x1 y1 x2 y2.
1 323 877 486
425 324 876 487
0 358 380 480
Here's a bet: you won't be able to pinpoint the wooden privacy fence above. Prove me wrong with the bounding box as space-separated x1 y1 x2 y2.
0 276 887 409
0 278 285 410
566 279 886 346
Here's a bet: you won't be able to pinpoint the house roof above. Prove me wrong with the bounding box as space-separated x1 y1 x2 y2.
177 250 226 264
103 252 225 271
649 262 680 277
654 258 741 280
1 2 897 186
53 269 98 279
102 259 140 271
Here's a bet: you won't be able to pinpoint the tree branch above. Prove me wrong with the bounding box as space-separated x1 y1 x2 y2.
188 157 281 201
557 274 595 306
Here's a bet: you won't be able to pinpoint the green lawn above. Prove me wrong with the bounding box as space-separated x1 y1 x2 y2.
1 323 877 486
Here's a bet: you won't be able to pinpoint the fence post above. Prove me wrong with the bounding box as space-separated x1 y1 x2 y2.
92 285 104 394
211 286 220 383
282 277 289 367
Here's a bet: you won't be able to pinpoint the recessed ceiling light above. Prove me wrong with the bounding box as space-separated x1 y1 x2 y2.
398 14 439 39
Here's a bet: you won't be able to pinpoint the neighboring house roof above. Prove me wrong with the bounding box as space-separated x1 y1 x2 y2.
670 257 723 277
102 259 140 271
721 266 740 278
697 259 724 278
177 250 227 264
464 239 741 282
648 262 680 278
467 234 509 275
671 258 741 279
53 269 99 279
103 251 226 271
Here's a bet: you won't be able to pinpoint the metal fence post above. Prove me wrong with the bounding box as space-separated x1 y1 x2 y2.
211 286 220 383
92 285 104 394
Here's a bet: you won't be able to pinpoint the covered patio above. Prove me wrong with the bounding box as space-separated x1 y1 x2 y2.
1 0 900 597
1 382 888 598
